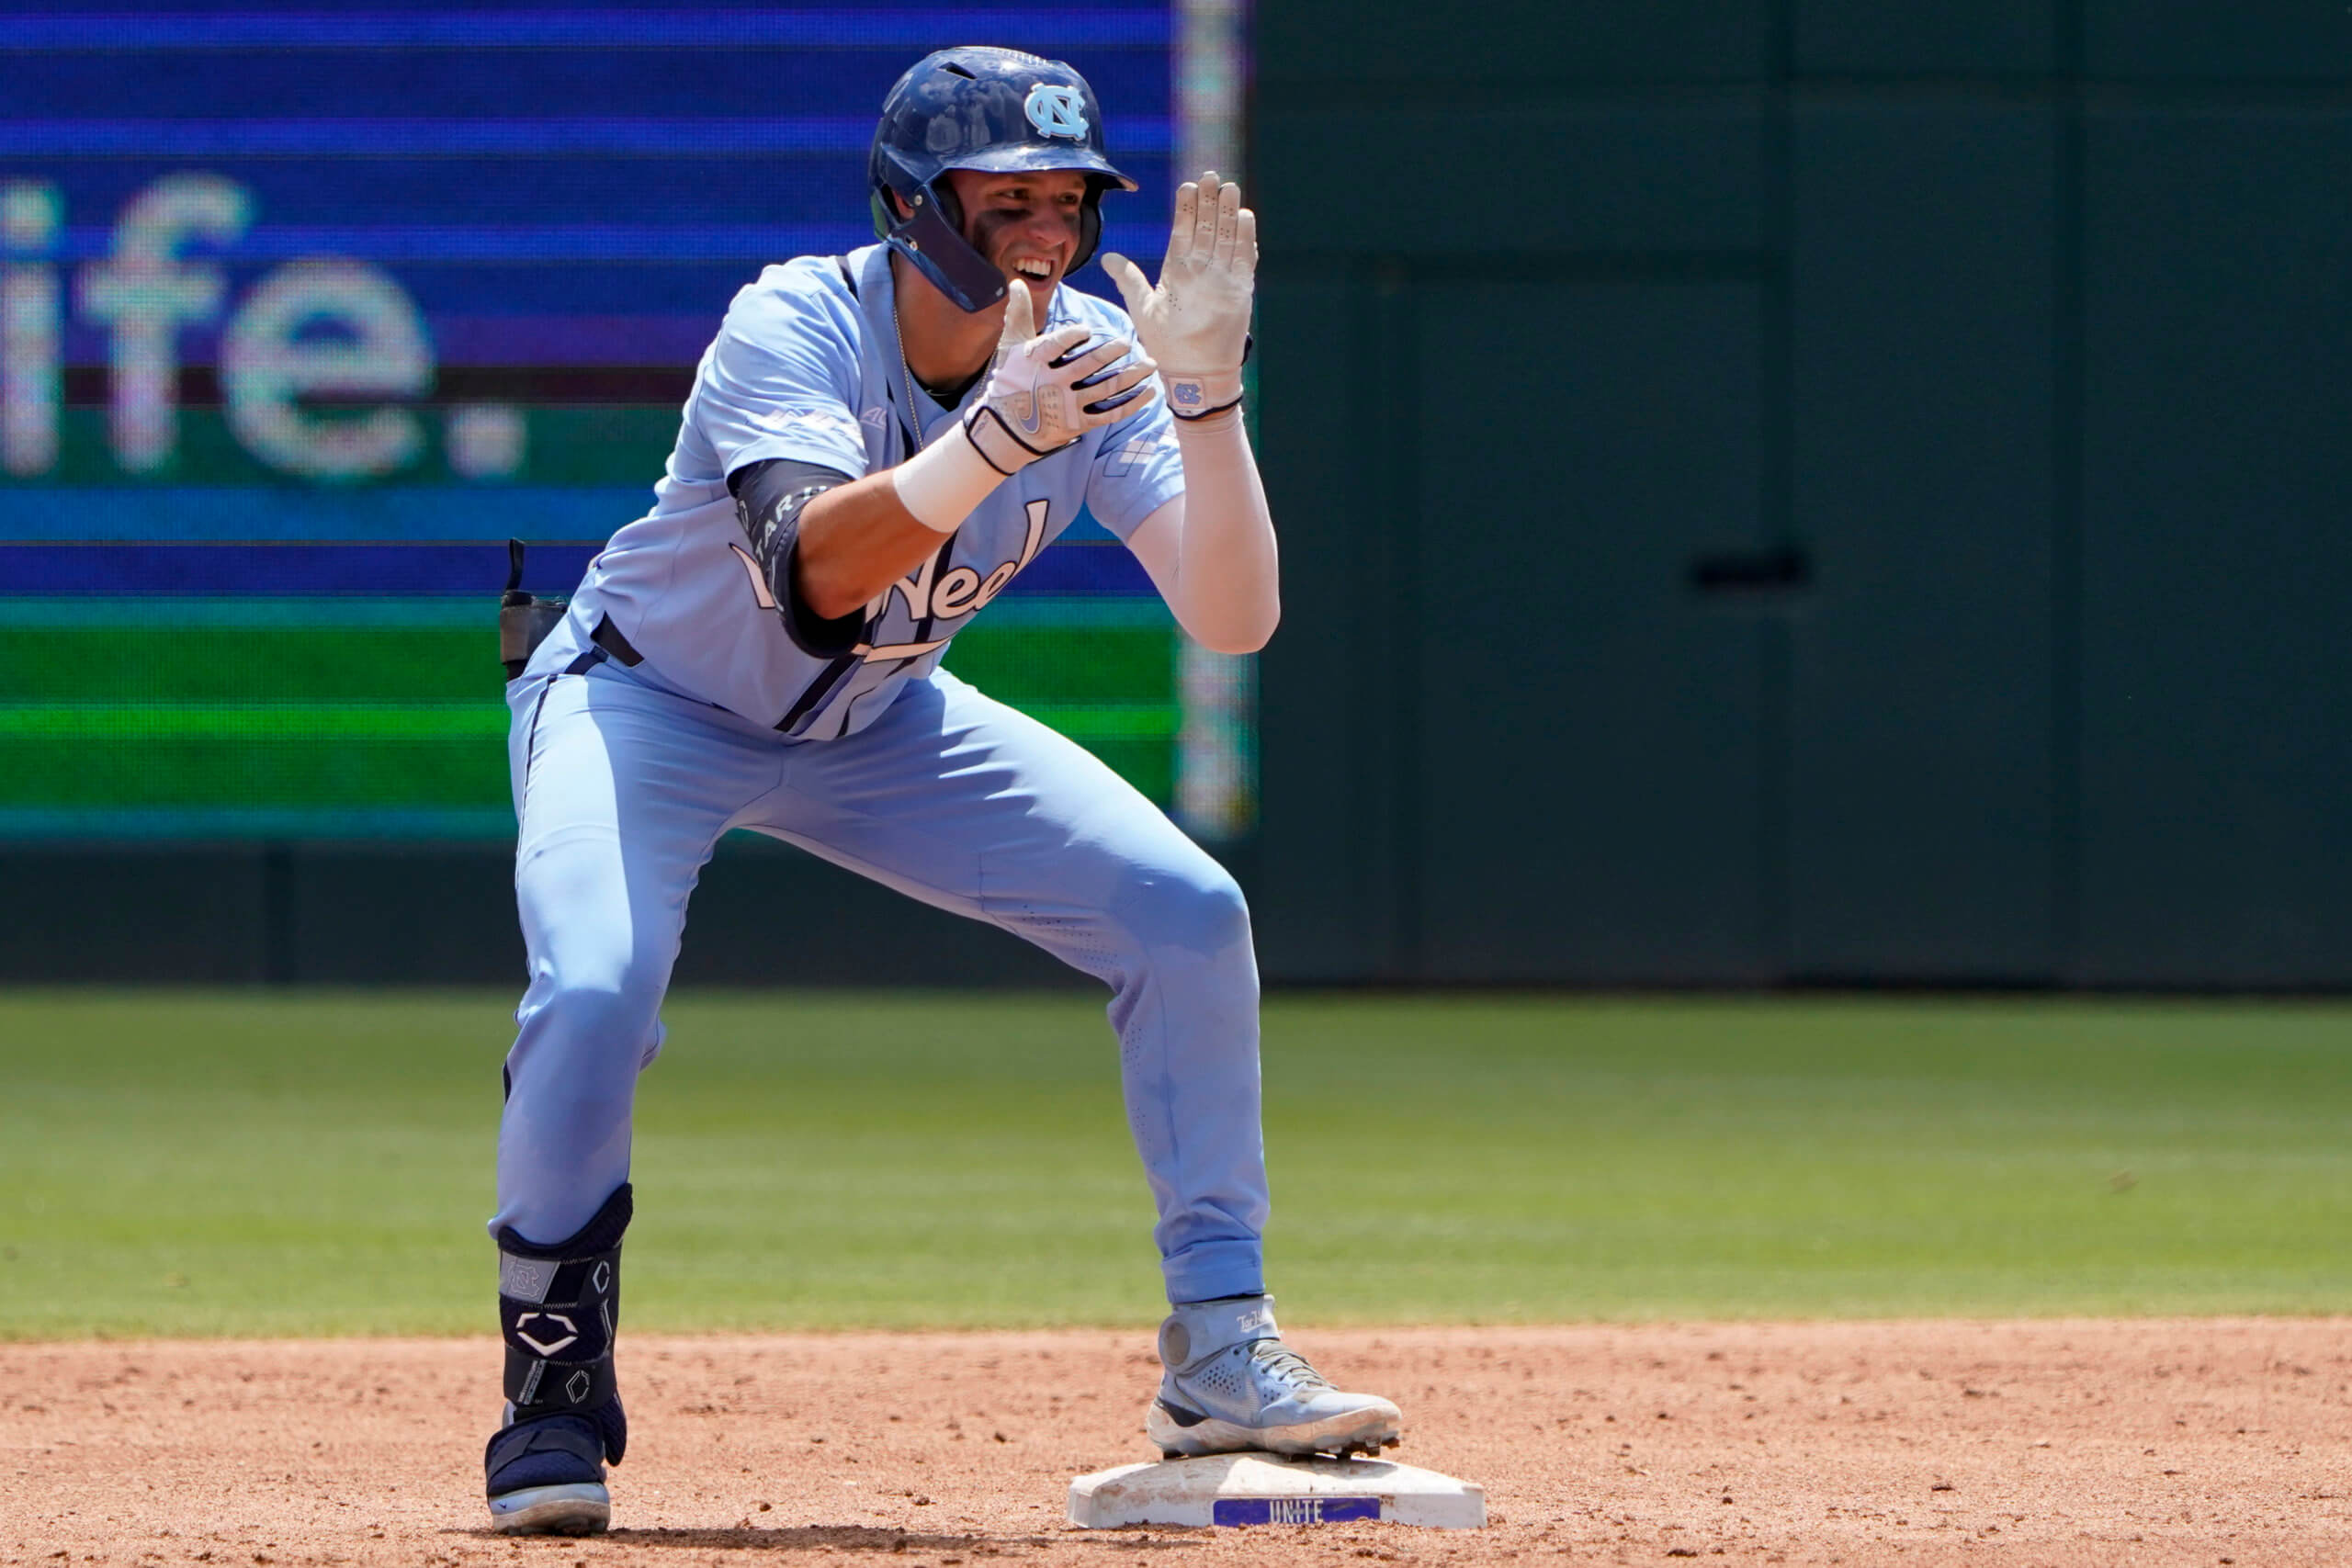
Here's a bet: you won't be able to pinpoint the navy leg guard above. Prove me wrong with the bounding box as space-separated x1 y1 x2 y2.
484 1184 630 1531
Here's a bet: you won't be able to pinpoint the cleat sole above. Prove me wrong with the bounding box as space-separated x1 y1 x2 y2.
488 1482 611 1537
1144 1397 1403 1461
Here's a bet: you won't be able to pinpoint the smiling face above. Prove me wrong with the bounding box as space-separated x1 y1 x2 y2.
943 167 1090 313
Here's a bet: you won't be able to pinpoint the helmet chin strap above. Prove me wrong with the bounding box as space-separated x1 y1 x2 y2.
879 182 1010 315
875 169 1113 316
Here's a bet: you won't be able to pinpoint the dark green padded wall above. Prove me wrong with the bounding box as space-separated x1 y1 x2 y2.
1784 104 2059 980
2084 0 2352 78
1795 0 2056 74
2077 0 2352 992
1253 23 1777 982
1255 0 2352 986
2076 111 2352 984
1415 285 1771 984
1257 0 1769 85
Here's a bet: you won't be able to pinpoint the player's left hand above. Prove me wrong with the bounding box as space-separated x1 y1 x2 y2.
1099 170 1255 421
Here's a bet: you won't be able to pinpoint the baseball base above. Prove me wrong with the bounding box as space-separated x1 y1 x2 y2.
1067 1451 1486 1529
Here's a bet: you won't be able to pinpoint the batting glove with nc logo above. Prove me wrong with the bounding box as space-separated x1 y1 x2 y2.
1100 170 1256 423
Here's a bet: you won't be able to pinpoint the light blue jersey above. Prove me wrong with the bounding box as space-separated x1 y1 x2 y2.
541 243 1184 739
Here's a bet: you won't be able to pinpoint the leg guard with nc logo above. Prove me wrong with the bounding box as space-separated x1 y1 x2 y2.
483 1182 630 1536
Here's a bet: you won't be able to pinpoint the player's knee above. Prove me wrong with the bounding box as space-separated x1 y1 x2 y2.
1116 860 1253 964
511 976 659 1132
533 957 666 1056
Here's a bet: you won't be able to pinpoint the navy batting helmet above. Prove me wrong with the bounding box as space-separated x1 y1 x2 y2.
869 46 1136 313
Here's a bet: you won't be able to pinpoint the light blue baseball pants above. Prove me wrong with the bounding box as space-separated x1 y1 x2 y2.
493 653 1268 1305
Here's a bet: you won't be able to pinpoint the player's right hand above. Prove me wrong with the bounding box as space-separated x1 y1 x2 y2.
962 280 1159 474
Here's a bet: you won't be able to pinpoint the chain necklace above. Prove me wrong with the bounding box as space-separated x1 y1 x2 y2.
890 281 956 640
893 279 1033 454
889 287 928 457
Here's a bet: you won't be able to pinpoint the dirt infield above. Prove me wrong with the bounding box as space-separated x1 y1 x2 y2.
6 1320 2348 1566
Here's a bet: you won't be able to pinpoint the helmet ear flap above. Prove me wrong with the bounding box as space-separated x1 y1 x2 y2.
1069 180 1106 272
874 170 1009 313
870 152 965 243
930 176 966 237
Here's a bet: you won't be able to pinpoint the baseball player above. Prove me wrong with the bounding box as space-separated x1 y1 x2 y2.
480 48 1402 1537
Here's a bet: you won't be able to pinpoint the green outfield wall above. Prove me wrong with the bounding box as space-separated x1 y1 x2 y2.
1251 0 2352 987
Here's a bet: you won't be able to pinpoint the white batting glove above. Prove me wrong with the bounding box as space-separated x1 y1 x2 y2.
962 280 1159 475
1099 170 1257 422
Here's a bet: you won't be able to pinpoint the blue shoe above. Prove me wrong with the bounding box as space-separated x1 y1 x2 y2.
485 1404 612 1535
1145 1295 1403 1460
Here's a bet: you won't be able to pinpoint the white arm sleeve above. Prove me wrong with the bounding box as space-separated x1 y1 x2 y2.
1124 412 1280 655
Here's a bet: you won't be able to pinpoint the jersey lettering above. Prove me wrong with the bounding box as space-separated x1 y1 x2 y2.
875 497 1052 625
884 549 938 622
931 567 983 616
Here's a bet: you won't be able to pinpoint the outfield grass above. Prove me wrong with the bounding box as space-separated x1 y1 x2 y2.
2 990 2349 1338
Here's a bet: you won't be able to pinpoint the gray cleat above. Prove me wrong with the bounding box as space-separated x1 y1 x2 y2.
1145 1294 1403 1459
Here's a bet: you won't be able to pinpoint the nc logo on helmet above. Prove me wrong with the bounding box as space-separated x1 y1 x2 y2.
1025 84 1089 140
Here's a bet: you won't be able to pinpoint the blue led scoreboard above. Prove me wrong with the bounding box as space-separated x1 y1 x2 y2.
0 4 1230 840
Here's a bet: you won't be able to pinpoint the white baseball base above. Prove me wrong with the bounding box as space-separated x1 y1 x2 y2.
1067 1452 1486 1529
